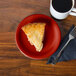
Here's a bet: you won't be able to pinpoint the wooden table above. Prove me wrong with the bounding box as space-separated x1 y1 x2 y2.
0 0 76 76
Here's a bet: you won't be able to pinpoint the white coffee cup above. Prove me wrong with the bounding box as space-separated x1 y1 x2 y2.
50 0 76 20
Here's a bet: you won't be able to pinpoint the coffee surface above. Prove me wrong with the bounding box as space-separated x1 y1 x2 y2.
52 0 72 13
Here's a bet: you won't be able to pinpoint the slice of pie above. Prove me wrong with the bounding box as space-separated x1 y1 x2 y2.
22 23 46 52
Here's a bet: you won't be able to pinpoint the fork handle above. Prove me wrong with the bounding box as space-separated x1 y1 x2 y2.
52 38 71 64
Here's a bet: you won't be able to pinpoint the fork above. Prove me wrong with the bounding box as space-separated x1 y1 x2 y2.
52 26 76 64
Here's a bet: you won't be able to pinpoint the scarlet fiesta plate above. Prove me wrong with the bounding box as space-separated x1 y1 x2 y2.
16 14 61 59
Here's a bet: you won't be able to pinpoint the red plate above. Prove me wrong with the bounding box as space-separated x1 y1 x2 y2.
16 14 61 59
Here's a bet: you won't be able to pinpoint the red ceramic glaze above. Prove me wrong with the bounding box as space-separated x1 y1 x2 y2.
16 14 61 59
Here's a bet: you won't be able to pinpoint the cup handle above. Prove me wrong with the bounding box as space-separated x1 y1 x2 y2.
69 8 76 16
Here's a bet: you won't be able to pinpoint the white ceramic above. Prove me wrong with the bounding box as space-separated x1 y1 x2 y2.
50 0 76 20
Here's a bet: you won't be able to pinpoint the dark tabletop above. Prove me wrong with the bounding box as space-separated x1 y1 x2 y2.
0 0 76 76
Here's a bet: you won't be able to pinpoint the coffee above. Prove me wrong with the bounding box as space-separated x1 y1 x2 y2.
52 0 72 13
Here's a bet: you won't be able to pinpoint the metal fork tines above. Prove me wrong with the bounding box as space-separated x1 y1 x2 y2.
52 26 76 64
70 26 76 38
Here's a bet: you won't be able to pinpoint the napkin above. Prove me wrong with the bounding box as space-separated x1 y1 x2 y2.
47 25 76 64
